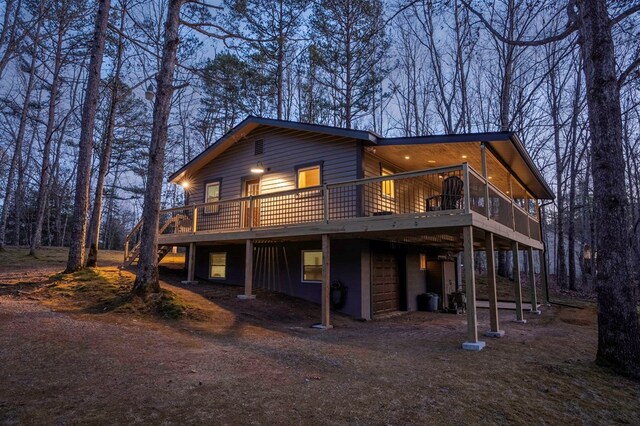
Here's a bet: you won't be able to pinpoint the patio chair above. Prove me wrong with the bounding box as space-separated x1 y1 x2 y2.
425 175 464 211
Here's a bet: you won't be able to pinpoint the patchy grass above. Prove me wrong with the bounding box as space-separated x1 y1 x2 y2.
0 246 202 321
42 267 204 320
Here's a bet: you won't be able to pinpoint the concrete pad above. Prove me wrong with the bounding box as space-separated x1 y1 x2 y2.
462 341 486 351
529 309 542 315
513 319 527 324
237 294 256 300
311 324 334 330
485 330 505 338
180 280 199 285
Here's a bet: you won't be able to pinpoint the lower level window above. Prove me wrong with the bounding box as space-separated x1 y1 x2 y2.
302 250 322 282
209 252 226 279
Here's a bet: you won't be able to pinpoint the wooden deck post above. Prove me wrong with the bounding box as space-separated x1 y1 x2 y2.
238 239 256 300
480 142 490 218
181 242 198 284
462 226 485 350
485 233 504 337
528 247 540 314
313 234 333 329
512 241 526 323
539 248 549 305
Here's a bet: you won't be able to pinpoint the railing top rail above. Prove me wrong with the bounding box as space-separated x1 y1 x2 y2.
327 165 465 189
125 220 143 241
160 205 195 214
467 167 485 182
513 202 529 217
189 195 251 210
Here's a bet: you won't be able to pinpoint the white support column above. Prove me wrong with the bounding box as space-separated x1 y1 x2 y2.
528 247 540 314
462 226 485 351
181 242 198 285
313 235 333 329
512 241 526 323
238 239 256 300
485 233 504 337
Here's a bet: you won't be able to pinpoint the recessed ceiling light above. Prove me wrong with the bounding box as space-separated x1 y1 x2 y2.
461 155 468 159
488 176 493 179
427 160 436 164
404 155 410 160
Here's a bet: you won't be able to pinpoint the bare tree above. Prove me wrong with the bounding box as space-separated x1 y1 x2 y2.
464 0 640 379
86 0 127 267
65 0 111 272
132 0 184 295
0 0 44 250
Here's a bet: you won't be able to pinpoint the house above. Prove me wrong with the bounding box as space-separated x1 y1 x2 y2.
124 116 553 350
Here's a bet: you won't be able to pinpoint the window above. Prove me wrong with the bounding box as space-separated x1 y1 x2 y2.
204 181 220 213
302 250 323 282
420 253 427 270
209 252 226 279
297 165 321 189
381 166 395 198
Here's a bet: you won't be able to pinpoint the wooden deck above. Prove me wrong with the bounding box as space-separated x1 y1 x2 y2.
124 164 543 264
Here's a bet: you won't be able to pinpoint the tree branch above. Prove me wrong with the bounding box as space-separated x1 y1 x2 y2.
460 0 578 46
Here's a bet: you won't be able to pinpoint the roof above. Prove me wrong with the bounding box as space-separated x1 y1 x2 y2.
168 116 554 199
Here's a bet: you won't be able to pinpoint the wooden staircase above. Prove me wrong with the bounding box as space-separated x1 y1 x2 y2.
123 214 188 267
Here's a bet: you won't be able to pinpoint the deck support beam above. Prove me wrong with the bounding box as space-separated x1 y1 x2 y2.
181 242 198 285
528 247 540 314
462 226 485 350
238 239 256 300
512 241 526 323
484 233 504 337
313 234 333 329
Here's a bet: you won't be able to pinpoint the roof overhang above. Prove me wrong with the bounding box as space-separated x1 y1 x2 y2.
378 132 554 199
168 116 378 184
169 117 553 200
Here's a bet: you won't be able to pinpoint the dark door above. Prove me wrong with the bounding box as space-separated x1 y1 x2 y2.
371 253 400 315
244 179 260 227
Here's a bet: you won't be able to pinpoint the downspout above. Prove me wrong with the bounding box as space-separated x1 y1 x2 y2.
539 200 584 309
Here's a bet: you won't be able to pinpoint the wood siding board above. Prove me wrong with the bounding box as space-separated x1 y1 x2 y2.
188 127 359 224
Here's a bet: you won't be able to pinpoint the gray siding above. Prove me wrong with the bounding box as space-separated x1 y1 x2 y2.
194 239 365 317
189 126 359 205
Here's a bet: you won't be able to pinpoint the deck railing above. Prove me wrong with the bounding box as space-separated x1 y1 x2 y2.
125 163 541 261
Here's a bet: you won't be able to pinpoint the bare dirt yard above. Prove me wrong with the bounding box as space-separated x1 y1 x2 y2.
1 247 639 425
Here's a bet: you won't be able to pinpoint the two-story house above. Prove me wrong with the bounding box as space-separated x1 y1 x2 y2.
124 116 553 350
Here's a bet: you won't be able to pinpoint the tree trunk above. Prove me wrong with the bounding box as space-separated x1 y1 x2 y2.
0 6 43 249
86 3 126 267
65 0 111 273
575 0 640 378
30 26 64 256
132 0 183 296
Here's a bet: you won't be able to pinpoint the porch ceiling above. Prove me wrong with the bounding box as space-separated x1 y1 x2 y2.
374 139 552 200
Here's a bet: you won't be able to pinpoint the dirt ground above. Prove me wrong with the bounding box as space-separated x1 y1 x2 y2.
1 247 639 425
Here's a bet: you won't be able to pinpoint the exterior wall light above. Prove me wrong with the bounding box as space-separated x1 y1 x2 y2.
250 162 265 174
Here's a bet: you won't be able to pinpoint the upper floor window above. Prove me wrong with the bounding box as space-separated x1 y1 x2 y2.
381 166 395 198
297 165 321 189
205 180 221 213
